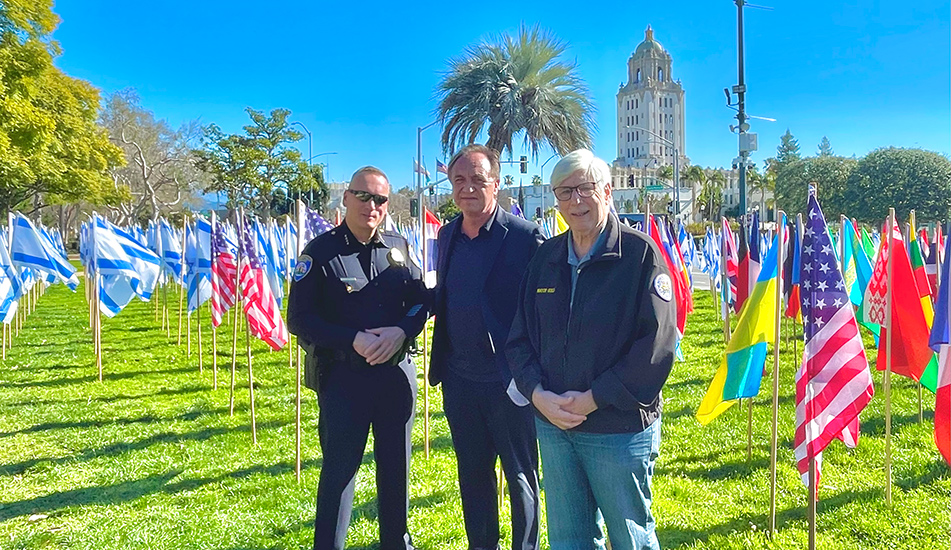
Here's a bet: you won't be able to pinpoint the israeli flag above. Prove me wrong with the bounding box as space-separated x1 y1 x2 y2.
0 234 22 323
185 216 212 313
11 213 78 291
159 219 184 284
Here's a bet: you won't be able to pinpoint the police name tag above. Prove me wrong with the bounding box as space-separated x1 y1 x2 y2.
294 255 313 282
653 274 672 302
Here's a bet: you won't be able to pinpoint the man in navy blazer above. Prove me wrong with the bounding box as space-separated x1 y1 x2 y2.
430 145 545 550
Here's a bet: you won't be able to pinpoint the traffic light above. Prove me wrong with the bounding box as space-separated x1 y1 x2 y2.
410 198 419 217
429 186 434 196
627 174 635 187
535 207 542 219
519 156 528 174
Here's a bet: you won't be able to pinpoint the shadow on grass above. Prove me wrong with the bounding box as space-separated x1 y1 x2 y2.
2 383 209 407
0 470 182 522
3 365 199 389
0 420 293 477
0 406 234 438
658 487 884 549
351 491 449 523
861 412 929 436
895 458 951 491
657 456 771 481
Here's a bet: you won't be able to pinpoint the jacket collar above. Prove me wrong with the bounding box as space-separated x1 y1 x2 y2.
549 212 622 266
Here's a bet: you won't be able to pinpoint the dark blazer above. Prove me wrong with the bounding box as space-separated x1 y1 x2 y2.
429 206 545 386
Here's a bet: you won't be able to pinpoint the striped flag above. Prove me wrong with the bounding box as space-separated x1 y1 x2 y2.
795 189 874 491
210 219 238 328
239 219 288 350
436 159 449 175
928 223 951 465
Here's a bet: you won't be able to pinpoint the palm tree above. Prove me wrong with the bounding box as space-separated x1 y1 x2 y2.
436 24 595 159
699 170 726 221
684 165 707 223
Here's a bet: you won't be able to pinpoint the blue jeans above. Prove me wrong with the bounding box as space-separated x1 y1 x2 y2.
536 417 661 550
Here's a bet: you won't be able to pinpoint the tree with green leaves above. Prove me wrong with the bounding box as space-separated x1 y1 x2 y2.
684 165 707 223
0 1 125 215
698 170 725 222
845 147 951 223
775 129 801 167
774 155 856 219
195 108 317 216
817 136 834 157
436 24 595 159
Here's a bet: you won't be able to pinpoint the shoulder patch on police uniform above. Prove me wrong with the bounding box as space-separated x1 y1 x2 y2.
653 274 672 302
294 254 313 282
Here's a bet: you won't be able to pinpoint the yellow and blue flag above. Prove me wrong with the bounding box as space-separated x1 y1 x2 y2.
697 214 784 425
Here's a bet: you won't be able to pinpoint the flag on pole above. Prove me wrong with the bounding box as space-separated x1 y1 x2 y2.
90 216 162 317
414 159 431 182
723 218 739 310
436 159 449 175
795 189 874 490
511 203 525 219
864 217 938 392
239 219 288 350
423 209 441 288
210 219 238 328
926 225 943 297
186 216 213 313
783 216 802 320
696 216 783 425
0 234 21 323
11 213 79 291
928 223 951 465
553 210 569 236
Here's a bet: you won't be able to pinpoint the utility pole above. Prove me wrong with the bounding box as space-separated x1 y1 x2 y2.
733 0 757 217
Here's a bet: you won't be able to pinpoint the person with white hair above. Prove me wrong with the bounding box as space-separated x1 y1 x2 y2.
506 149 678 550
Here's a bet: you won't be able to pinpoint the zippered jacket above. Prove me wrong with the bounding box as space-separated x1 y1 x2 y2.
505 213 678 433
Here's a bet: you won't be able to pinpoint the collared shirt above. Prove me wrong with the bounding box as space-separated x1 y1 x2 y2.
445 207 500 382
340 224 387 279
567 220 609 307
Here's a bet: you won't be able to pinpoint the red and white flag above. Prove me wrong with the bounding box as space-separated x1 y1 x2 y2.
795 189 874 493
210 219 237 328
239 218 288 350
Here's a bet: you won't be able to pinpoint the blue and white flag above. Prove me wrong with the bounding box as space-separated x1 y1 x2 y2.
0 233 21 323
159 219 183 284
185 216 212 313
91 216 162 317
11 213 78 291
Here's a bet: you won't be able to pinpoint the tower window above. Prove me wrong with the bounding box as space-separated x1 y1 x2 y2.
636 147 639 156
658 68 664 81
636 69 641 82
635 98 638 108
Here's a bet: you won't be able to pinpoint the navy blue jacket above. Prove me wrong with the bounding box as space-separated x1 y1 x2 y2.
429 206 545 386
505 213 678 433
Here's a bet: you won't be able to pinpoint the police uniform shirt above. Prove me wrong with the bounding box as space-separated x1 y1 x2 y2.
287 222 429 361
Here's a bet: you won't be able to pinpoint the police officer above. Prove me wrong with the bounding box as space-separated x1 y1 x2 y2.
287 166 430 550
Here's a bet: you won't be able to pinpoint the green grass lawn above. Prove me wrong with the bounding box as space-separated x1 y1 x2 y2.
0 283 947 549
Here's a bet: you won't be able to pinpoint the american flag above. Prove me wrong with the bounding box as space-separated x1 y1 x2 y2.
239 218 288 350
210 220 237 327
304 207 335 244
794 188 874 492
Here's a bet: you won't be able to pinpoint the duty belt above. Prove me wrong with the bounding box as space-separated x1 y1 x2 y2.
319 349 403 369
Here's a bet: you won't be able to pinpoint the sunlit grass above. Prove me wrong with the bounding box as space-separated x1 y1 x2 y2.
0 283 947 549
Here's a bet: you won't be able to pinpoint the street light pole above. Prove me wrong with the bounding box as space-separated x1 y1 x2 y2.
735 0 749 217
540 154 558 222
307 152 338 209
632 126 680 221
291 121 313 205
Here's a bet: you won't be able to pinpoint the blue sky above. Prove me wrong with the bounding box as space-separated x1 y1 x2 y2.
53 1 949 191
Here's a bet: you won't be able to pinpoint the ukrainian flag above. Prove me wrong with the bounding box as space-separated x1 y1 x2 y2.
696 217 783 425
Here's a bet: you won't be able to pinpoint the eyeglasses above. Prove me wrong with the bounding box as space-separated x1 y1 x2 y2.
347 189 388 205
553 182 598 201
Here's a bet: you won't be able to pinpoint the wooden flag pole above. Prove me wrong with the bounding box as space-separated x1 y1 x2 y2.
808 454 817 550
177 216 187 346
747 398 753 461
294 202 304 482
911 212 924 424
423 318 430 459
230 212 242 417
197 302 203 373
769 211 785 538
187 301 193 357
210 211 218 390
239 209 258 445
884 207 895 506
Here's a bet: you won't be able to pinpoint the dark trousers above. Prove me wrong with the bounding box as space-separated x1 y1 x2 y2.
314 357 417 550
442 370 540 550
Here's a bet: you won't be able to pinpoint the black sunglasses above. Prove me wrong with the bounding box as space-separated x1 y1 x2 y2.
347 189 389 205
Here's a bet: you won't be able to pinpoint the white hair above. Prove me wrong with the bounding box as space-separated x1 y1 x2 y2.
549 149 612 189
